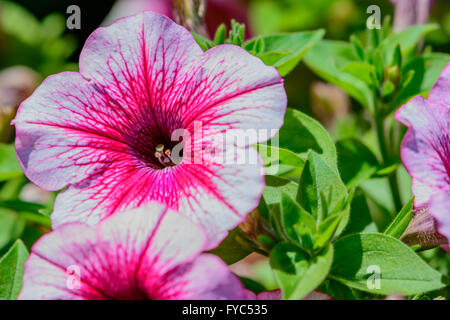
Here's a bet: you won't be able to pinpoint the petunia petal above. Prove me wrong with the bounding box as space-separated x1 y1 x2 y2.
412 178 438 208
20 204 221 300
182 45 286 145
79 12 203 112
427 64 450 109
244 289 333 300
430 191 450 241
256 289 282 300
13 72 134 191
150 254 244 300
395 95 450 191
176 147 265 247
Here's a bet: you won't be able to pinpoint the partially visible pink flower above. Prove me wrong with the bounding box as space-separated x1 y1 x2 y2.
395 63 450 242
19 202 244 300
13 12 286 247
244 289 332 300
391 0 434 32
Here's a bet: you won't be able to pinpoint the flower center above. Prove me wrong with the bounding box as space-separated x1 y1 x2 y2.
154 144 177 167
125 112 185 170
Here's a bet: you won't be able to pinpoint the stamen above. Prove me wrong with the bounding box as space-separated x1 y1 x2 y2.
154 145 176 167
156 144 164 152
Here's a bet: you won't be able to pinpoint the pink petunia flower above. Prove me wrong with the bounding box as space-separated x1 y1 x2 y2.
395 63 450 242
19 202 245 300
13 12 286 246
243 289 332 300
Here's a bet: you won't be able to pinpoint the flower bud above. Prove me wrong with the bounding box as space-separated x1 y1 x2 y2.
238 208 276 253
400 207 448 249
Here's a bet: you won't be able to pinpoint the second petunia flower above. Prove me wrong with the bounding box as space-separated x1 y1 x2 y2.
19 203 244 300
13 12 287 246
395 63 450 245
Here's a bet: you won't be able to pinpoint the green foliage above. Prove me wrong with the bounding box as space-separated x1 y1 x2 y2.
395 53 450 106
270 243 333 300
193 23 324 76
0 144 23 182
303 40 374 112
244 30 325 76
0 209 25 253
330 234 445 295
297 152 347 223
0 1 77 75
304 22 449 115
277 109 337 168
384 197 414 238
280 193 315 249
343 188 377 235
336 138 379 188
0 240 28 300
379 24 439 65
263 175 298 206
209 228 252 265
256 144 305 179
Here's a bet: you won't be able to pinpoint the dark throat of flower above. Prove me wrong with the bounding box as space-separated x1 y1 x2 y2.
154 144 179 167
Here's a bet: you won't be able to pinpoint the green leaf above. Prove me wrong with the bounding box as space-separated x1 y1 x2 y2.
330 233 445 295
0 1 40 45
379 24 439 65
244 30 325 76
228 20 245 46
277 108 337 168
0 144 23 181
240 277 267 295
297 152 347 223
0 200 46 213
0 209 25 252
343 188 377 235
256 144 305 179
384 197 414 238
209 228 251 265
191 32 213 51
361 177 395 216
340 62 375 86
0 200 50 228
350 35 364 61
392 44 402 68
373 49 384 83
263 175 298 206
304 40 374 112
40 13 65 40
213 23 226 45
382 80 395 99
375 163 399 177
314 214 342 250
395 53 450 107
270 243 333 300
280 193 316 247
336 138 379 188
0 240 29 300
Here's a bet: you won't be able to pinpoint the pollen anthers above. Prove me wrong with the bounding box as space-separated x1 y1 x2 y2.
154 144 176 167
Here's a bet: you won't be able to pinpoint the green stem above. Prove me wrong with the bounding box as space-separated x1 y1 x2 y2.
375 113 402 213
